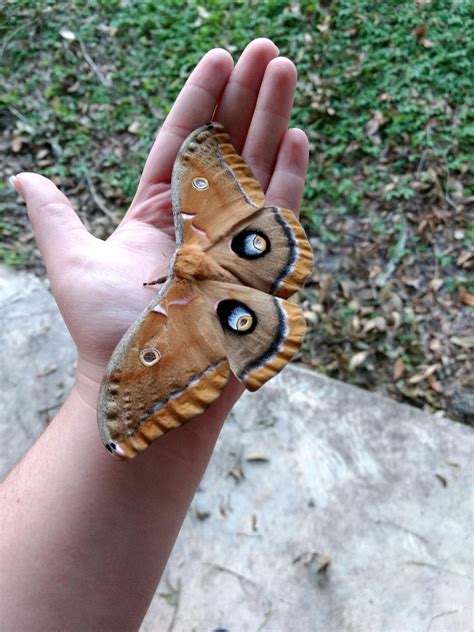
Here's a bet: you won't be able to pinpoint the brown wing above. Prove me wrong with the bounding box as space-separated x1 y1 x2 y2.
206 206 313 299
200 280 307 392
98 279 230 460
172 123 265 248
173 124 313 298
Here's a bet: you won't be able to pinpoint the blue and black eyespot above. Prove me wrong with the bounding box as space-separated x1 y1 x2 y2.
217 300 257 335
231 230 270 259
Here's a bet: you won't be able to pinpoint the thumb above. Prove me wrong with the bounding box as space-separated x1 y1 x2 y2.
10 172 90 276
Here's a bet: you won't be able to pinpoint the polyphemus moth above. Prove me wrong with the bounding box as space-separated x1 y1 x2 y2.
98 123 313 460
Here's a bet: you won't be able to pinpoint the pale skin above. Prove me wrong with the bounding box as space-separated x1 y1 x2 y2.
1 39 308 631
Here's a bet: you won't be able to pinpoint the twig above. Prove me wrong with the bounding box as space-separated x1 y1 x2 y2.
166 578 181 632
79 40 112 87
405 560 473 581
205 562 258 593
426 609 458 632
375 216 408 287
7 106 36 131
373 519 430 546
84 172 117 223
440 152 458 211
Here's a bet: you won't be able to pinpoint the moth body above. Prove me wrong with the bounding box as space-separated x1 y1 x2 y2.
173 244 236 283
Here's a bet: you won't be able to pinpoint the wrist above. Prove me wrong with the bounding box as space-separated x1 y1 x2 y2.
75 356 106 411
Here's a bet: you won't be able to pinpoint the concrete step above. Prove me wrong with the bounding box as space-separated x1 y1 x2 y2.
1 265 472 631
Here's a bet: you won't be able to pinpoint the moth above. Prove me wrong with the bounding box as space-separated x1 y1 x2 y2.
98 123 313 460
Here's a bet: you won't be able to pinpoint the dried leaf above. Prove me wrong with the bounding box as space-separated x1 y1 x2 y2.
245 453 269 463
59 28 76 41
11 135 24 153
365 110 387 137
196 5 211 18
429 338 443 353
349 350 370 371
195 509 210 521
37 363 57 377
458 286 474 307
229 466 244 482
450 336 474 349
407 364 440 384
421 37 435 48
427 374 443 393
127 121 141 134
457 250 472 266
393 358 405 380
317 554 332 574
429 278 443 292
413 23 427 39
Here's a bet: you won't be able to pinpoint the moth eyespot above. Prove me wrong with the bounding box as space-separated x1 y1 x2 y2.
236 314 253 331
139 348 161 366
217 300 257 335
192 177 209 190
231 230 270 259
252 235 267 252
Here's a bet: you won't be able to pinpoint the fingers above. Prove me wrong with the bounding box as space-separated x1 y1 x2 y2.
242 57 298 193
265 128 309 216
215 38 279 153
11 173 90 276
134 48 234 198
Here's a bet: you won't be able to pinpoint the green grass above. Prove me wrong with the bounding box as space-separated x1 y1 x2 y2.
1 0 472 223
1 1 473 418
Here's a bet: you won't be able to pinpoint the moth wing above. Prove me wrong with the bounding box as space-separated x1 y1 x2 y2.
172 123 265 248
206 206 313 299
98 279 230 460
201 280 307 392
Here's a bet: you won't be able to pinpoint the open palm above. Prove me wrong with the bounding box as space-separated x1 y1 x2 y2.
14 39 308 397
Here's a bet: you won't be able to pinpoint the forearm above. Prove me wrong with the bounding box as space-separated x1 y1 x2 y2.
1 376 241 631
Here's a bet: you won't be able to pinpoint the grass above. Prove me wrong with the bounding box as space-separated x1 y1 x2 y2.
1 0 473 420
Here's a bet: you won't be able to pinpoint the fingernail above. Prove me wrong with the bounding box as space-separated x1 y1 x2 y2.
8 175 19 192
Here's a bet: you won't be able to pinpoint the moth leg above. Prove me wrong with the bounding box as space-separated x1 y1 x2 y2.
143 275 168 287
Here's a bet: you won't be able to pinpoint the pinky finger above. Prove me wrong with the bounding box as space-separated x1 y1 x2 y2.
264 128 309 217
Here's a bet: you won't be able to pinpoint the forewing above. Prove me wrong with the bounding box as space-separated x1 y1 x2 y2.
172 123 265 248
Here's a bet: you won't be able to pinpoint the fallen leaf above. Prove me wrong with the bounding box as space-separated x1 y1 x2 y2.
457 250 472 266
196 5 211 18
413 23 427 40
349 350 370 370
127 121 141 134
365 110 387 137
59 28 76 41
245 453 269 463
458 286 474 307
229 466 244 482
429 278 443 292
427 374 443 393
407 364 440 384
393 358 405 380
421 38 434 48
450 336 474 349
11 135 24 153
317 554 332 574
37 363 57 377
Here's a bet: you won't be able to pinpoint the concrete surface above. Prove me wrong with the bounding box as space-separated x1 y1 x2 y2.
1 265 473 632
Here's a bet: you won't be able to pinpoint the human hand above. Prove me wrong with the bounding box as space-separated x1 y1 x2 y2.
11 38 308 409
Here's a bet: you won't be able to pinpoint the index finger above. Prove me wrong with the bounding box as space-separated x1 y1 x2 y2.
134 48 234 199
